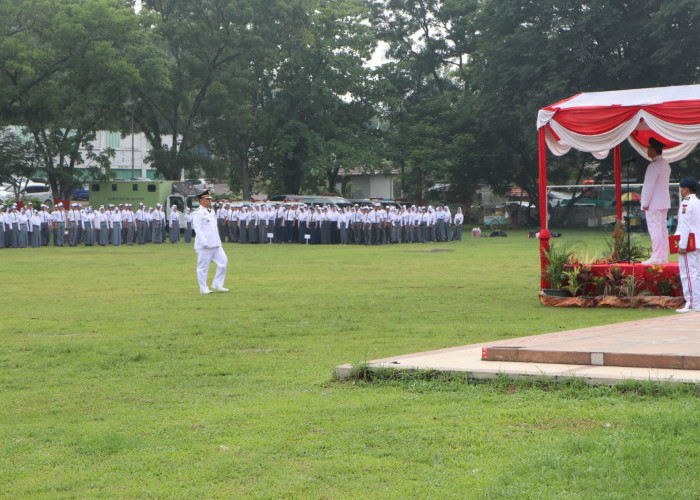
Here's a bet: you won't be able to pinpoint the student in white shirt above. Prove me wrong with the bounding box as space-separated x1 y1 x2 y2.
168 205 180 243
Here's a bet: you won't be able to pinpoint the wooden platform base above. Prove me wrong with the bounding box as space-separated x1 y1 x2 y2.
482 315 700 370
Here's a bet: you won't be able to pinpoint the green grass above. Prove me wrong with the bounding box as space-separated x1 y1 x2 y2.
1 230 697 498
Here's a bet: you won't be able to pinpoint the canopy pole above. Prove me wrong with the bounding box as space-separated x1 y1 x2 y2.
538 127 551 289
614 145 622 221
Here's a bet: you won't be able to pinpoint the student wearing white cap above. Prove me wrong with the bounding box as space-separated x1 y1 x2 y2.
309 206 321 244
338 207 348 245
17 207 29 247
274 203 284 243
82 207 95 246
296 205 308 243
109 204 121 246
52 203 65 246
96 206 109 245
30 208 43 247
283 204 296 243
266 204 275 243
152 204 163 243
106 205 115 243
135 203 146 244
25 203 36 244
7 205 19 247
258 205 269 243
238 205 249 243
248 205 259 243
123 204 135 245
145 207 154 243
39 205 51 245
192 190 228 294
230 205 240 242
66 204 78 246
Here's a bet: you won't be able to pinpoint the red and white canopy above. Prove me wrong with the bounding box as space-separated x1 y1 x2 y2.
537 84 700 162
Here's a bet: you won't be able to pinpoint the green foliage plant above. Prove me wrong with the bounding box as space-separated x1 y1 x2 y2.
619 274 651 298
605 221 650 262
542 243 575 289
562 266 582 297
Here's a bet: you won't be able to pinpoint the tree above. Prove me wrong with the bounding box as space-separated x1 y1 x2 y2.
0 0 68 121
469 0 700 206
369 0 481 203
1 0 145 197
0 131 42 199
135 0 265 181
258 0 380 195
196 0 315 199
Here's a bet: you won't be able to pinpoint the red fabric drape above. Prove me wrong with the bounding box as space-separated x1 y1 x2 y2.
548 101 700 136
551 107 639 135
631 129 681 149
644 101 700 125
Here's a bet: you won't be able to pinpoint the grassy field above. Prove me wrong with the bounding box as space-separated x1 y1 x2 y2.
1 229 698 498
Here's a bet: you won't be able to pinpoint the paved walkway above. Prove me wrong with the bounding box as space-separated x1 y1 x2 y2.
335 315 700 385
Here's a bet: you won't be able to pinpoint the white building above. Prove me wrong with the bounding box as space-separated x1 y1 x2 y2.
338 168 400 200
85 130 156 179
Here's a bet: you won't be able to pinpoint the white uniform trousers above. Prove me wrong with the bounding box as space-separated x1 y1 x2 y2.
196 246 228 293
646 209 669 263
678 251 700 309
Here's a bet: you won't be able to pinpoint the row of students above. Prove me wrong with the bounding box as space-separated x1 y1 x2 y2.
0 201 464 248
0 202 189 248
212 202 464 244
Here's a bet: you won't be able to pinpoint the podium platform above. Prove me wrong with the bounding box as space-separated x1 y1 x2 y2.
335 315 700 385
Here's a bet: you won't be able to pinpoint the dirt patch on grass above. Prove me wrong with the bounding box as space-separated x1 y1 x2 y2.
507 418 600 431
406 248 455 253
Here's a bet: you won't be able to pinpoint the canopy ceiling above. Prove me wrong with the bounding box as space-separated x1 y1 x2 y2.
537 84 700 162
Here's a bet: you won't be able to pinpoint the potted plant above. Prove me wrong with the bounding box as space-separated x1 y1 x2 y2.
562 266 583 297
541 244 573 296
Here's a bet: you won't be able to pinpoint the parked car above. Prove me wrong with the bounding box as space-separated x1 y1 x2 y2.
185 178 214 194
269 194 352 208
71 187 90 200
0 182 53 205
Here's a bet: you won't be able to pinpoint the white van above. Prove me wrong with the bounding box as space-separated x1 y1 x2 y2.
0 182 53 205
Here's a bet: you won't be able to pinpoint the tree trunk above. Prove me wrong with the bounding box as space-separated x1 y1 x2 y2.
240 153 251 200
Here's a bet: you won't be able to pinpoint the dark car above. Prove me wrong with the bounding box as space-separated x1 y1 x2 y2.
71 187 89 200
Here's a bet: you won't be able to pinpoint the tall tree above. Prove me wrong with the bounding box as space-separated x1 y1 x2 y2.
370 0 480 203
258 0 379 195
0 132 42 198
1 0 144 197
469 0 700 206
197 0 314 199
137 0 262 180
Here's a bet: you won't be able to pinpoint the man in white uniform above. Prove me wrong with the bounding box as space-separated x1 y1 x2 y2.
640 137 671 264
192 190 228 294
675 178 700 313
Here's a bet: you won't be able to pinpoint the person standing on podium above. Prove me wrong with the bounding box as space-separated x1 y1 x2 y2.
640 137 671 265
